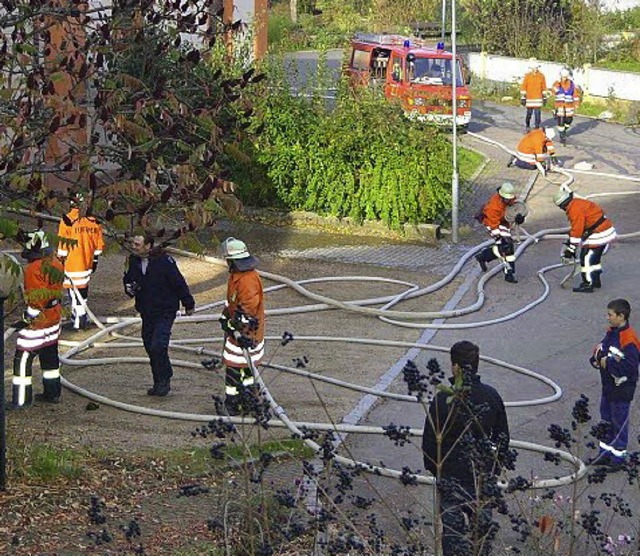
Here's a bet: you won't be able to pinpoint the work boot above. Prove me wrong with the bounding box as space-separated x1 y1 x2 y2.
475 254 488 272
504 272 518 284
34 393 60 404
573 282 594 293
147 383 160 396
154 381 171 397
5 402 32 411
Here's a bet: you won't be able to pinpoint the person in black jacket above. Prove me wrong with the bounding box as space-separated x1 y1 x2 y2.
123 235 195 396
422 341 510 556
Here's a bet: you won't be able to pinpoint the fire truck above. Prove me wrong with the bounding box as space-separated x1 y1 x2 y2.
346 33 472 127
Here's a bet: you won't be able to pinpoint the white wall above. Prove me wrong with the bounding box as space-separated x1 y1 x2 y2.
601 0 640 11
467 52 640 102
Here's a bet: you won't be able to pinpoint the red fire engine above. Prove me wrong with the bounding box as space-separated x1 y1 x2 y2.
347 33 472 127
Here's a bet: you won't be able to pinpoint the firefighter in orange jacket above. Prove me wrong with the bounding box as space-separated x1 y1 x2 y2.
218 237 265 416
554 189 617 293
57 193 105 329
475 182 523 284
508 127 557 172
10 229 64 409
552 68 581 144
520 58 548 131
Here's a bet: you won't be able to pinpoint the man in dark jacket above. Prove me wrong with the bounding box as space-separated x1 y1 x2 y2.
422 341 510 556
123 235 195 396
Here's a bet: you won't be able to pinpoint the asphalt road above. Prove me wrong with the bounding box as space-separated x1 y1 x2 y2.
339 99 640 550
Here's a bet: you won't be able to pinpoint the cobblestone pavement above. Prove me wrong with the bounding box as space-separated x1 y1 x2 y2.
277 242 476 275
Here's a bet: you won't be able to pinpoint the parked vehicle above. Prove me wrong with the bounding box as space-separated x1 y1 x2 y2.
346 33 472 127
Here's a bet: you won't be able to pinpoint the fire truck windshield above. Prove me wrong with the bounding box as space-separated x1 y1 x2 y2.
407 56 463 86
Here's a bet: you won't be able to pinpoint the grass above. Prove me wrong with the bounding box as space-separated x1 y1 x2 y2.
148 438 315 475
172 544 224 556
594 59 640 73
459 146 485 182
14 444 85 482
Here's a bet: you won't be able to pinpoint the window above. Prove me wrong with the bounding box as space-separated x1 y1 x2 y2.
408 56 464 86
351 49 370 71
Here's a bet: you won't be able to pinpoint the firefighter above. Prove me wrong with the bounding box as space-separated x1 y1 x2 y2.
552 68 581 145
9 229 64 408
554 189 617 293
507 127 557 172
218 238 265 416
520 58 548 132
475 182 524 284
57 193 105 329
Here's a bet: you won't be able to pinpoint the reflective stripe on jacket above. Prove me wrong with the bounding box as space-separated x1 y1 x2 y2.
223 268 265 368
481 193 512 238
520 71 547 108
553 78 580 117
18 256 64 351
565 197 617 247
57 208 105 287
516 128 555 163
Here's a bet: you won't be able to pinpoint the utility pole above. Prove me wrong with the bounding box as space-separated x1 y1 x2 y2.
441 0 447 42
451 0 459 244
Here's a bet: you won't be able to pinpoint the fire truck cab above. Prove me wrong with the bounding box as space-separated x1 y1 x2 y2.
347 33 472 127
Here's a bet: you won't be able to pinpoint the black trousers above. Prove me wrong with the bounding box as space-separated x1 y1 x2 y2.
141 314 175 385
525 107 541 128
579 244 606 285
439 480 495 556
12 342 61 407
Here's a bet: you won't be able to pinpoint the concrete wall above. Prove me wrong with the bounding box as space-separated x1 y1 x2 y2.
467 52 640 102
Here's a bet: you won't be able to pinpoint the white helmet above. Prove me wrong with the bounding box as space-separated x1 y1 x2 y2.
221 237 250 260
544 127 556 141
560 68 570 79
23 229 49 251
553 188 573 207
498 182 516 200
528 57 540 70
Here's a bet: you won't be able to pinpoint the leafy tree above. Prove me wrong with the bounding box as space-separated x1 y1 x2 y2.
0 0 262 250
459 0 604 65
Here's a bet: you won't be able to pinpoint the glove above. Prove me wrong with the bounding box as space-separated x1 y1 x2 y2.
562 244 576 260
184 307 194 316
514 214 525 225
124 282 139 298
614 376 628 387
542 96 547 106
12 310 34 330
219 314 233 334
92 255 99 272
520 98 526 107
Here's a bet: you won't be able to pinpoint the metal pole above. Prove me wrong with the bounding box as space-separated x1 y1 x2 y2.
451 0 459 244
0 297 7 490
441 0 447 42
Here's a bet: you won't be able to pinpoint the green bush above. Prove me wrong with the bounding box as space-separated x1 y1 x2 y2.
251 76 458 230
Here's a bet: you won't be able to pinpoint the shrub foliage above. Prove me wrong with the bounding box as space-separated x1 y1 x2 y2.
252 75 454 230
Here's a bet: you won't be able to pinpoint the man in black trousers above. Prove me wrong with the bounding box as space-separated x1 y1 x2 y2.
422 341 511 556
123 235 195 396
